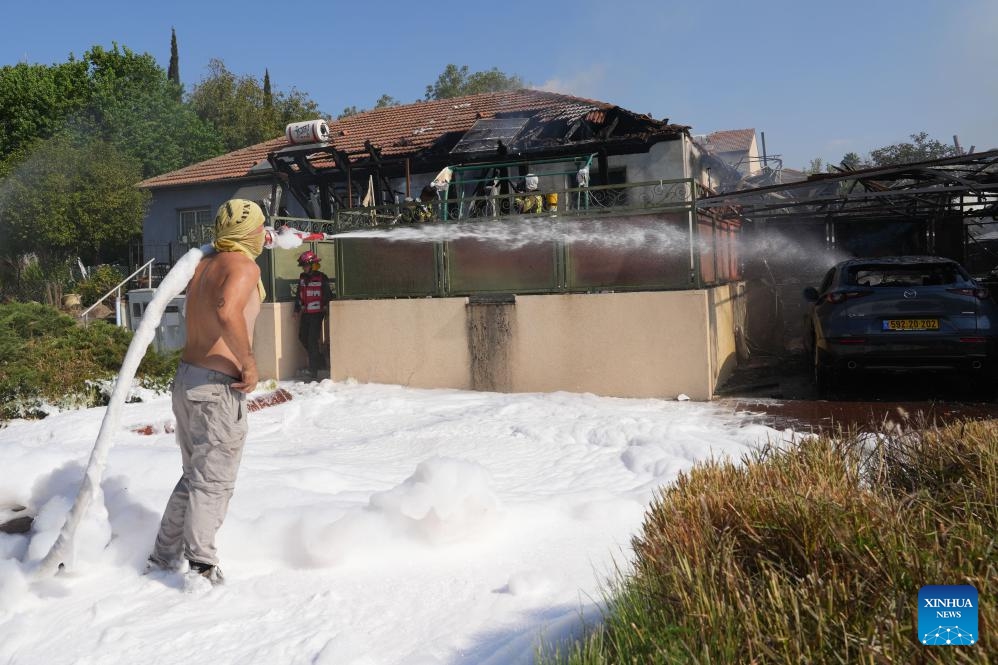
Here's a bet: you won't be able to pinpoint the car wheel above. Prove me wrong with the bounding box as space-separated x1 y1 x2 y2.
813 344 834 397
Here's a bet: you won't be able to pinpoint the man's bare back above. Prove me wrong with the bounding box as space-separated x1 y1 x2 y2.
182 250 261 393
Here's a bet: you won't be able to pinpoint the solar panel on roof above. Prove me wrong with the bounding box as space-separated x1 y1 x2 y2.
450 117 529 154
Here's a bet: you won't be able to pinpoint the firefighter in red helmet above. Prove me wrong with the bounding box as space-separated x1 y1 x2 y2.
294 250 334 381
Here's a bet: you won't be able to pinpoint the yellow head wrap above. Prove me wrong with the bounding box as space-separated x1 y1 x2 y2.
212 199 267 301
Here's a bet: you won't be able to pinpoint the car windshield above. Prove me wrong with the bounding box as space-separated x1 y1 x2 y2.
846 263 969 288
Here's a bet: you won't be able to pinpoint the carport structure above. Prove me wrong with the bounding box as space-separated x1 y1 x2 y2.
697 149 998 355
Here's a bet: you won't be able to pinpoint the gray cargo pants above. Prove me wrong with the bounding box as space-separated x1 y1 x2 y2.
152 361 248 567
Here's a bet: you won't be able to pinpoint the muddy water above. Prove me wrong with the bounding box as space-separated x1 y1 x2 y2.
722 397 998 433
717 357 998 432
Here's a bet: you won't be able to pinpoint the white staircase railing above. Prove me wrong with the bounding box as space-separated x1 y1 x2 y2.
80 259 156 327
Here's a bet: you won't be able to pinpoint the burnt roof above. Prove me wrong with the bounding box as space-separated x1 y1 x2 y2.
140 89 689 190
699 149 998 224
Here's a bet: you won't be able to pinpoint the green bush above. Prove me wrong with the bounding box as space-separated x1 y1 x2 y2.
542 420 996 664
77 264 125 307
0 302 178 421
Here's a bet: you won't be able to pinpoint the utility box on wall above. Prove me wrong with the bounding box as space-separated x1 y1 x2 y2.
127 288 187 353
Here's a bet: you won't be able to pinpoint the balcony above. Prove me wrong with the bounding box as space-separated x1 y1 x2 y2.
260 173 739 303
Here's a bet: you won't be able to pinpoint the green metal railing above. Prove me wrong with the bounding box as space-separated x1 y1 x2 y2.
263 176 739 301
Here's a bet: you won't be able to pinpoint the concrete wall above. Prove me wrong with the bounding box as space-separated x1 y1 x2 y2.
509 291 712 398
322 286 745 400
329 298 472 390
707 282 743 390
253 303 307 381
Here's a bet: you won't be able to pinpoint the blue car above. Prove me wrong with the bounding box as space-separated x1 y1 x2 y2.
802 256 998 394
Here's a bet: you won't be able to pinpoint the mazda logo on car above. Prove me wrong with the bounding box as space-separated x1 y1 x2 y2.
904 289 917 299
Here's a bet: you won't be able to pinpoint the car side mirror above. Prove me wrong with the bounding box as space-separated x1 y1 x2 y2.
802 287 819 303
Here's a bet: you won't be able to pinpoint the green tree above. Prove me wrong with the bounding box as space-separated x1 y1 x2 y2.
868 132 959 167
0 59 90 158
263 69 273 110
839 151 863 170
187 59 322 152
338 105 361 119
802 157 825 175
82 44 223 178
0 133 149 266
0 141 32 180
336 95 399 119
375 94 400 108
167 28 181 100
0 45 220 176
424 64 524 100
0 43 223 291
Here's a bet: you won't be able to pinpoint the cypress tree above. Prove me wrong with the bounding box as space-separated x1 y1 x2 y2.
167 28 180 99
263 69 273 109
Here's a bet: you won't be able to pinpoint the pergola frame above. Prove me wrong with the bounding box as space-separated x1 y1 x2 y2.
698 149 998 225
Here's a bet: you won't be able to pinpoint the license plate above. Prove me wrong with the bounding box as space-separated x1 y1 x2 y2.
882 318 939 331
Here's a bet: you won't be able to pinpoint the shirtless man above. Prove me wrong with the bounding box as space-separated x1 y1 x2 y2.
148 199 266 586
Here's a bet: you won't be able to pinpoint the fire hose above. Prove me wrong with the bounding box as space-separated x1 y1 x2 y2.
35 226 323 577
264 225 337 247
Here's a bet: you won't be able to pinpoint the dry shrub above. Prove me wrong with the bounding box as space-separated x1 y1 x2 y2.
545 420 996 664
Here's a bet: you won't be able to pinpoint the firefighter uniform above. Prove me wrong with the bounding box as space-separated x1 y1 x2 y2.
295 261 334 380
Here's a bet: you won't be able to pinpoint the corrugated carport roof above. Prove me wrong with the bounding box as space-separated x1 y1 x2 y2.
699 149 998 223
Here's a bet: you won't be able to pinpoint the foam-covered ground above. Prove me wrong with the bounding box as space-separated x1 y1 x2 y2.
0 381 782 664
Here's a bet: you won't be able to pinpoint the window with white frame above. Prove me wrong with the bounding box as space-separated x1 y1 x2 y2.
178 207 214 250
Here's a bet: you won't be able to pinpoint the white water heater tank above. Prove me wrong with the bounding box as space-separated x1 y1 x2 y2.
285 119 330 145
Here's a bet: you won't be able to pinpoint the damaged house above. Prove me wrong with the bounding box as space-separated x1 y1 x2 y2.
138 89 746 399
695 128 761 180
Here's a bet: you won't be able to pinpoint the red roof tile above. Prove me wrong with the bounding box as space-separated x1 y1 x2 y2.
700 128 756 154
137 137 287 189
139 90 677 190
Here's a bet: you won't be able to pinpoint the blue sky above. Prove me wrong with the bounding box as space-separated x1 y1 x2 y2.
4 0 996 170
